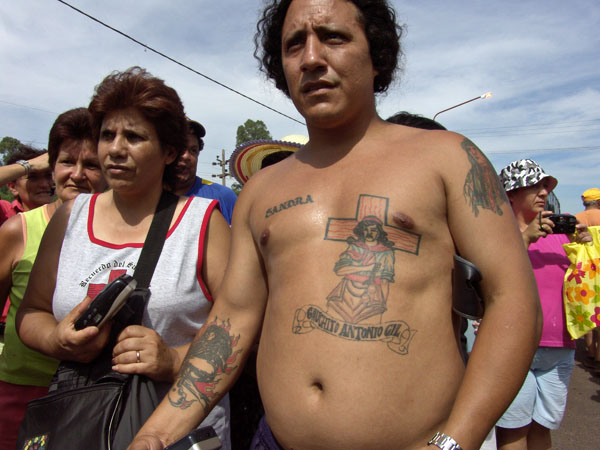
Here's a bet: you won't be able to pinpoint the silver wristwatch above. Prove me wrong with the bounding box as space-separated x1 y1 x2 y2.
428 432 463 450
16 159 31 176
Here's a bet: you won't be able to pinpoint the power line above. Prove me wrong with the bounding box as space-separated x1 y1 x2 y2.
466 127 600 138
467 124 600 134
457 118 600 133
56 0 305 125
4 94 596 140
486 146 599 155
2 95 597 157
0 100 58 115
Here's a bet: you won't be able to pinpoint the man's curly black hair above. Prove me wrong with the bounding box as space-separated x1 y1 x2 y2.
254 0 404 97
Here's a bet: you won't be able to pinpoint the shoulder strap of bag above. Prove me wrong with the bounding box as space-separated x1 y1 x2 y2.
117 190 179 327
133 190 179 289
48 191 180 387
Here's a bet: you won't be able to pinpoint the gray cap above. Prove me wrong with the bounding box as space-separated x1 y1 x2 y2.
498 159 557 193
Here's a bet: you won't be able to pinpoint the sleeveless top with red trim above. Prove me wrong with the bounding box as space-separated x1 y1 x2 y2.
53 193 217 347
52 193 231 447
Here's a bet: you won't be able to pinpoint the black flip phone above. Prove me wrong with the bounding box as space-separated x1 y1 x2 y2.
74 274 137 330
548 214 576 234
164 426 222 450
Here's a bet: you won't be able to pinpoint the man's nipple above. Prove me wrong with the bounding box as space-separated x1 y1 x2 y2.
260 228 271 246
392 212 415 230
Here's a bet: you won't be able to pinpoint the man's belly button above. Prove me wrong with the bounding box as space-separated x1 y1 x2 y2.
308 378 324 398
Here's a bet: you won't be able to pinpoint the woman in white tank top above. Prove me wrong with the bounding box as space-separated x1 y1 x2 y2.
17 68 232 448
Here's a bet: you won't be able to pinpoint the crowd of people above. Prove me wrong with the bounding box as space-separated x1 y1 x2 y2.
0 1 597 449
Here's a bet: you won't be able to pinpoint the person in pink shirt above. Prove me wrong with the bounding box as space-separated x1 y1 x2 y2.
496 159 591 450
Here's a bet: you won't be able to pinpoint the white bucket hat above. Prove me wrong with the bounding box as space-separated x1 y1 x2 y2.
498 159 557 193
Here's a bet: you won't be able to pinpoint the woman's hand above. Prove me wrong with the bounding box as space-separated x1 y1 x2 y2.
522 211 554 246
50 296 112 363
112 325 181 382
28 152 50 173
570 220 593 244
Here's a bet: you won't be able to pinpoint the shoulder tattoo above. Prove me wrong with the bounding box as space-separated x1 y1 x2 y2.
461 138 507 217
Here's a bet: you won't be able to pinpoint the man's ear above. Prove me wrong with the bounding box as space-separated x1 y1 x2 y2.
164 145 178 165
7 181 19 197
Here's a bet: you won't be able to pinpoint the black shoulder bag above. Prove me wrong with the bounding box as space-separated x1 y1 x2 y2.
17 191 178 450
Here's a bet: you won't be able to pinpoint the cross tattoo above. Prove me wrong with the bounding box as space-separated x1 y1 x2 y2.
324 194 420 254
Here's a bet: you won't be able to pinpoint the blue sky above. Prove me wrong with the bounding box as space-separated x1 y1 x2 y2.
1 0 599 213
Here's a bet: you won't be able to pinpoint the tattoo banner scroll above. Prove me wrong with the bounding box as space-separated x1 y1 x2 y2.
293 305 417 355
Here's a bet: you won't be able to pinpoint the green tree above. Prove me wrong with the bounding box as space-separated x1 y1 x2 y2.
0 136 23 165
235 119 272 147
0 186 12 201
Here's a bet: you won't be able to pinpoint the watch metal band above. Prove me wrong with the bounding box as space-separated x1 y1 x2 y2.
428 431 463 450
16 159 31 176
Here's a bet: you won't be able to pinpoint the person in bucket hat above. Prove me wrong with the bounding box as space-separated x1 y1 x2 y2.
498 159 557 194
496 159 590 449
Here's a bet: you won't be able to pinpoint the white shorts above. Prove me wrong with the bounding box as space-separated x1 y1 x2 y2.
496 347 575 430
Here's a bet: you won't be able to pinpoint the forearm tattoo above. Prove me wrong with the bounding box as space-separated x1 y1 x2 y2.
168 318 242 412
461 138 507 217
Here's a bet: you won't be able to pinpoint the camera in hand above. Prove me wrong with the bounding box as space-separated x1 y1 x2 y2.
164 426 222 450
74 274 137 330
548 214 576 234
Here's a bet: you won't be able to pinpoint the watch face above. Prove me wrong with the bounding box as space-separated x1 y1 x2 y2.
428 432 462 450
17 160 31 169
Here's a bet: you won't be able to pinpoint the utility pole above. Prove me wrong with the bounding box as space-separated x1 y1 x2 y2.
212 149 230 186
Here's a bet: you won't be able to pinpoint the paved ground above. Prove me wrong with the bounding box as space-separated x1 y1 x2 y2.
552 339 600 450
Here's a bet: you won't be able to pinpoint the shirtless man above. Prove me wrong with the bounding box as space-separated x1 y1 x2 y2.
130 1 541 448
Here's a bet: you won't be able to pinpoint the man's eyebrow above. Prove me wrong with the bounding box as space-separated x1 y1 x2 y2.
313 23 339 32
284 23 349 45
314 22 352 35
283 28 306 44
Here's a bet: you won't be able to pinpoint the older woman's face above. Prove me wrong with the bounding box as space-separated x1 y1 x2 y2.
53 139 107 202
508 178 554 215
98 107 176 194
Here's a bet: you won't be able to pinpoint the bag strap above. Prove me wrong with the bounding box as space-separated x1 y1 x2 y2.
133 190 179 290
51 191 180 386
119 190 179 326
